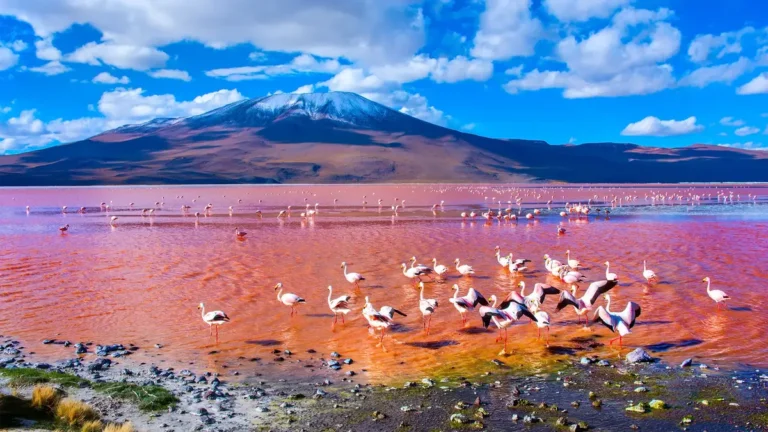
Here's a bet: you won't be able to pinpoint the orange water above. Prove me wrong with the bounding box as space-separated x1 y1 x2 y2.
1 184 767 382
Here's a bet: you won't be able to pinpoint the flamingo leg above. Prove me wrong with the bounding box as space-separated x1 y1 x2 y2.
546 328 550 347
504 329 508 353
215 325 219 343
333 314 338 324
427 315 432 335
341 314 345 324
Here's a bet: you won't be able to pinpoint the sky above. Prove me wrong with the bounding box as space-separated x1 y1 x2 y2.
0 0 767 155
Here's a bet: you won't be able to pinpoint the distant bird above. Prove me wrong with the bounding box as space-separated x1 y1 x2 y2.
274 283 306 317
507 254 531 273
454 258 475 277
25 205 30 213
341 262 365 288
198 302 230 343
418 282 438 335
556 279 619 325
604 261 618 281
277 210 287 218
566 250 580 269
110 216 118 226
362 296 406 348
642 260 657 283
557 224 566 235
327 286 351 325
409 257 433 274
62 206 67 213
449 284 488 325
59 224 69 233
235 227 247 238
494 246 511 267
703 277 730 310
592 295 641 347
431 258 448 277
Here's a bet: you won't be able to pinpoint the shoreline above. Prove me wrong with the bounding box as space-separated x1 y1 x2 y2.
3 334 767 431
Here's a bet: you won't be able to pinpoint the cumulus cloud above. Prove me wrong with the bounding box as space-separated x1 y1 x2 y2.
34 37 61 61
505 7 680 98
206 54 341 81
0 87 246 154
0 46 19 70
148 69 192 81
688 27 755 63
0 0 424 65
66 42 169 70
679 57 752 87
736 73 768 95
734 126 760 136
28 60 70 75
621 116 703 137
720 116 745 127
92 72 130 84
716 141 767 151
471 0 543 60
9 40 27 52
370 55 493 84
544 0 630 22
291 84 315 94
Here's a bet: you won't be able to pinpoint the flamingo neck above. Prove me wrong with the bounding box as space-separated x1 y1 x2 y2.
327 288 333 304
200 305 205 319
420 285 424 300
605 262 610 278
706 279 711 292
643 260 647 271
606 296 612 313
452 288 459 299
342 264 348 276
277 288 282 301
519 282 526 296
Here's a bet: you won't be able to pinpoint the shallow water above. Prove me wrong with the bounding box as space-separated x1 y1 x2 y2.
1 184 767 383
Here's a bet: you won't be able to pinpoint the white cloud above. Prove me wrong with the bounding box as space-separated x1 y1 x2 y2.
9 40 27 52
0 87 247 154
720 116 745 127
206 54 341 81
66 42 168 70
462 123 476 131
688 27 755 63
736 73 768 95
679 57 752 87
34 37 61 61
391 91 448 125
0 46 19 70
320 68 390 94
28 60 71 75
471 0 543 60
505 7 680 98
370 55 493 84
734 126 760 136
92 72 130 84
716 141 767 151
291 84 315 94
621 116 703 137
568 137 577 144
0 106 11 114
148 69 192 81
0 0 424 65
248 51 266 62
544 0 630 22
505 65 523 76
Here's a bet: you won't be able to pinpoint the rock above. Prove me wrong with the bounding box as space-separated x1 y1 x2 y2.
87 358 112 371
372 411 386 420
196 375 208 384
400 405 415 412
346 371 355 376
450 413 469 424
680 358 693 368
556 417 569 426
256 407 269 413
421 378 435 387
343 358 353 365
626 348 654 363
649 400 667 410
43 339 54 344
0 357 16 368
59 359 80 369
634 386 649 393
523 415 540 424
35 363 51 369
511 414 519 422
95 344 125 356
597 360 610 367
580 357 593 365
570 421 589 431
591 399 602 408
475 407 489 418
314 389 326 399
3 348 20 356
403 381 416 388
625 403 649 413
75 343 87 354
194 407 209 416
588 391 597 400
681 415 693 425
284 350 292 355
571 401 580 408
330 351 341 358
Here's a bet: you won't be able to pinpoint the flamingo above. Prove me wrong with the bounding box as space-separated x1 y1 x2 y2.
604 261 618 281
480 295 536 355
274 283 306 317
494 246 510 267
59 224 69 233
518 282 560 309
327 286 351 325
449 285 489 325
235 227 247 238
566 250 580 269
341 262 365 288
703 277 730 310
592 295 641 347
362 297 406 349
556 280 619 326
410 257 433 275
198 303 230 343
418 282 438 335
431 258 448 278
401 263 428 283
643 260 657 283
110 216 118 226
531 302 551 346
454 258 475 277
557 224 566 235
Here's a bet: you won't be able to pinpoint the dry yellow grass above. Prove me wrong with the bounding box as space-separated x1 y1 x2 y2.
31 385 62 409
103 422 135 432
55 398 98 426
80 420 104 432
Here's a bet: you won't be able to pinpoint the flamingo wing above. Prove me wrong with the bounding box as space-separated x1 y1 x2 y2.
555 290 579 311
592 306 615 332
618 301 642 329
582 279 618 306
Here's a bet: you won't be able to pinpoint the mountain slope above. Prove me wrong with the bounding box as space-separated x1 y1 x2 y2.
0 92 766 185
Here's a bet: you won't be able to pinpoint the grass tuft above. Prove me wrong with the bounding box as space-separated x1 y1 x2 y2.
31 385 63 410
55 398 99 426
104 422 136 432
93 382 178 411
0 367 86 387
81 419 104 432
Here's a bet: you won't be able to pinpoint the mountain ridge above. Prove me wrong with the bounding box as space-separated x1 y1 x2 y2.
0 91 766 185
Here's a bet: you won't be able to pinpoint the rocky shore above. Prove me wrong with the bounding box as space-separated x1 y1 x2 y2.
2 334 767 431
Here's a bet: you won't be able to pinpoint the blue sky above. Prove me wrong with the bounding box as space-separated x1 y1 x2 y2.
0 0 767 155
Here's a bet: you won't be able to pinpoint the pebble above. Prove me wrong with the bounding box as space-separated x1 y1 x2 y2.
626 348 654 364
634 386 649 393
681 358 693 368
330 351 340 358
450 413 469 424
580 357 593 365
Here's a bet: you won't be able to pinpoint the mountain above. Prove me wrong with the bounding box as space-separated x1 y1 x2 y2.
0 91 766 185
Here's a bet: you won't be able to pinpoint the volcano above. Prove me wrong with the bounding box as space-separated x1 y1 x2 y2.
0 92 766 185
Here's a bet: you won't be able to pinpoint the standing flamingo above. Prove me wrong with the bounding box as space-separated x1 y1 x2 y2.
703 277 729 310
327 286 351 325
341 262 365 288
592 295 641 347
643 261 657 283
274 283 306 317
418 282 438 335
449 285 488 325
198 303 230 343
